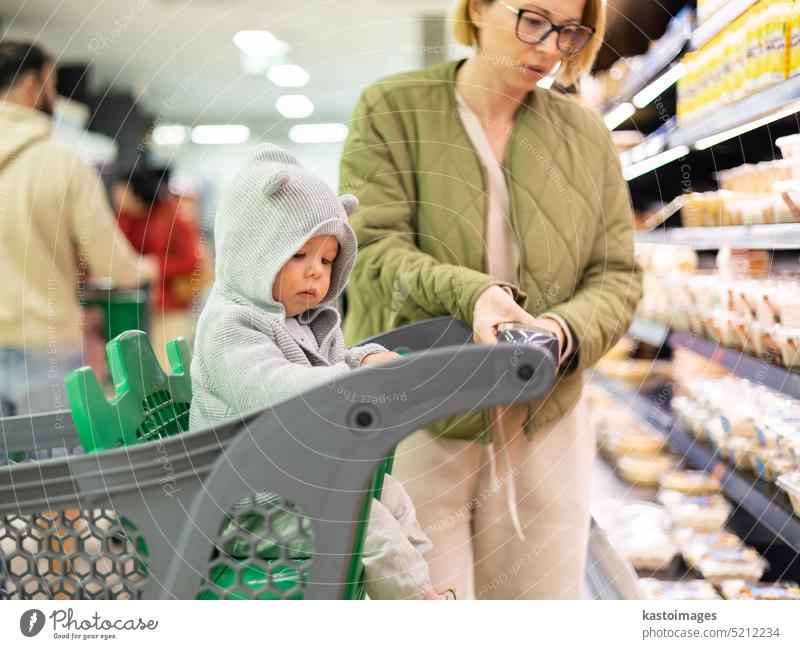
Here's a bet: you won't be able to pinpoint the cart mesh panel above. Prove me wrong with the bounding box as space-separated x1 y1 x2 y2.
198 493 313 600
135 390 191 443
0 510 148 599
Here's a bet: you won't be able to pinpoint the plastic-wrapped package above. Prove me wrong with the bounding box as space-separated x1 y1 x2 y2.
719 580 800 600
593 500 678 573
776 473 800 517
695 549 769 585
638 578 721 600
657 489 732 532
677 531 743 568
604 428 665 458
617 455 679 487
660 470 721 495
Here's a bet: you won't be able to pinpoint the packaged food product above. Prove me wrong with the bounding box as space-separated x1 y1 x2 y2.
593 500 671 531
660 470 721 495
612 532 681 573
759 285 800 328
671 396 712 440
777 133 800 159
695 549 769 585
754 447 794 481
727 437 758 472
720 580 800 600
677 530 743 568
595 359 673 387
775 472 800 517
617 455 679 487
657 489 732 532
638 578 721 600
777 429 800 467
604 429 665 458
775 328 800 369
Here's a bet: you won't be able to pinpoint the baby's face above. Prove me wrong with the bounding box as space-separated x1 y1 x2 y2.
272 235 339 317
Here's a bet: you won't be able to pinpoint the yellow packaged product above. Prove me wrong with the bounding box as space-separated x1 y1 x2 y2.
790 2 800 78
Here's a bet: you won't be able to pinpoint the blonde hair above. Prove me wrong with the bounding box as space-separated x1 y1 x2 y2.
451 0 605 86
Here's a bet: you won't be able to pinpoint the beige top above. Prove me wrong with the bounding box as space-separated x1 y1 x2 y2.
0 101 147 348
455 90 579 540
454 91 574 360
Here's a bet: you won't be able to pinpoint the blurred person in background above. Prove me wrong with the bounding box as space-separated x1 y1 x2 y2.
0 41 157 416
113 165 203 369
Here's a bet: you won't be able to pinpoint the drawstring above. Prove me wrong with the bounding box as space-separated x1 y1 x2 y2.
487 406 526 542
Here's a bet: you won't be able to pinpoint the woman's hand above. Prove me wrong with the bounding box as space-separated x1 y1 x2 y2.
360 351 402 367
473 285 536 344
472 286 567 359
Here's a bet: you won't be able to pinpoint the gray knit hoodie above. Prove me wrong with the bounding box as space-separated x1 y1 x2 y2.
189 144 386 430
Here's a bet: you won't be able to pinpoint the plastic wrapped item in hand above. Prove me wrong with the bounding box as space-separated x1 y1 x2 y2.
719 579 800 600
638 578 721 600
496 322 560 367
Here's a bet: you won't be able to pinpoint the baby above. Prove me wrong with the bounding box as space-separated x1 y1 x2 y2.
189 144 445 600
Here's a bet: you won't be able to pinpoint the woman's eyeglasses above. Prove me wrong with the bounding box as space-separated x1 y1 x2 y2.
499 2 595 56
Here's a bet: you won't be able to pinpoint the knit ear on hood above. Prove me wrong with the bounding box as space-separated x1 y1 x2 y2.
212 142 358 316
264 169 291 196
341 193 358 217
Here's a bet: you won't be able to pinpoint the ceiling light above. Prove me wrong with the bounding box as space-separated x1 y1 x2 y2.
190 124 250 145
604 102 636 130
622 145 689 181
276 95 314 119
289 123 348 144
233 30 288 57
152 124 188 146
267 64 309 88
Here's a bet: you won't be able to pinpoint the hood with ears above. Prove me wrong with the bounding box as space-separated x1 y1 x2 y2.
213 143 359 320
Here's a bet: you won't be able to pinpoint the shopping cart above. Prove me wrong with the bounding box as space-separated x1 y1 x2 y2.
82 280 151 342
0 317 558 599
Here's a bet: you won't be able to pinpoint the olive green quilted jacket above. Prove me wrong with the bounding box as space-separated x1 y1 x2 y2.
341 59 642 441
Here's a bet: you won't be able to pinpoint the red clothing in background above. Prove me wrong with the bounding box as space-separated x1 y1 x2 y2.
116 198 200 310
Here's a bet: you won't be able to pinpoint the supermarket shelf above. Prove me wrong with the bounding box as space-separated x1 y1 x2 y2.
668 75 800 149
594 376 800 553
600 9 691 114
668 329 800 400
628 316 670 347
635 222 800 250
690 0 760 50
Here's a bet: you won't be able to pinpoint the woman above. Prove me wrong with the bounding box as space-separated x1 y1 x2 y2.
113 167 202 369
340 0 642 599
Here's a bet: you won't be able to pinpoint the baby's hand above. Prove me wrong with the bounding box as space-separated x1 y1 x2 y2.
360 351 401 367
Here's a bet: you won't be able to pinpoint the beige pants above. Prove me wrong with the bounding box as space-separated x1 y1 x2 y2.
392 399 594 599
